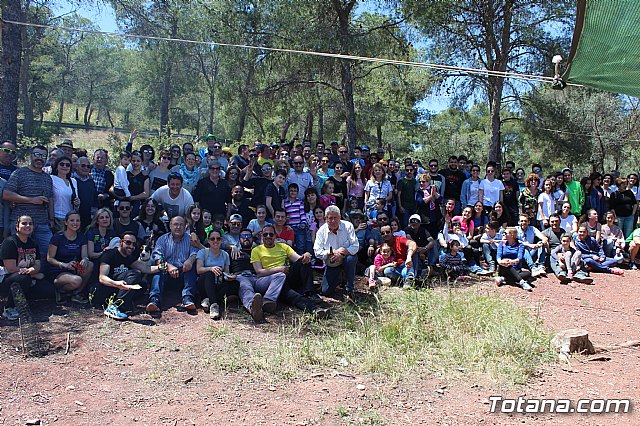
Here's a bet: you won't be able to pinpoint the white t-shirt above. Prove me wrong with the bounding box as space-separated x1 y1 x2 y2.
51 175 78 219
479 178 505 207
150 185 194 218
468 179 481 206
537 192 556 220
560 214 577 234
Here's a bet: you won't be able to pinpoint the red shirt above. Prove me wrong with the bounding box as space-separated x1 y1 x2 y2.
275 225 294 246
390 235 409 265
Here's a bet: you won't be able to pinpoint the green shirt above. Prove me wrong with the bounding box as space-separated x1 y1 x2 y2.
565 180 584 216
397 177 418 210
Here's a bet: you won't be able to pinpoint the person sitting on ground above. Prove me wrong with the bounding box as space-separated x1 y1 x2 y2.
313 205 360 298
239 224 326 322
551 233 589 285
516 214 548 278
601 210 626 259
573 224 624 276
366 242 397 290
404 213 436 274
196 229 239 320
147 215 199 312
439 240 470 281
0 216 43 321
495 227 532 291
272 209 294 247
542 213 588 283
47 211 94 304
378 223 418 289
93 231 162 320
626 227 640 270
480 221 503 273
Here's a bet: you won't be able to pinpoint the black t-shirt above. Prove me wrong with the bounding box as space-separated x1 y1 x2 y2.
100 248 138 278
439 168 466 200
501 178 519 210
264 183 286 215
230 249 253 274
0 235 40 268
0 163 17 181
405 225 432 247
542 228 564 250
127 171 149 197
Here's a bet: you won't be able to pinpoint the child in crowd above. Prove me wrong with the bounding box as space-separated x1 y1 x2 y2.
367 243 397 290
368 198 387 224
319 180 337 210
247 205 268 243
437 219 469 255
284 183 307 254
552 233 585 284
439 240 470 281
113 151 132 200
390 217 406 237
480 221 503 273
202 209 213 236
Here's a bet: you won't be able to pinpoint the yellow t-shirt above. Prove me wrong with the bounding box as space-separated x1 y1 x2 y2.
250 243 294 269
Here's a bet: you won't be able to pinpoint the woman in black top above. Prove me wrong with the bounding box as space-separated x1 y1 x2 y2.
127 150 150 217
0 216 43 321
135 198 168 248
609 177 637 238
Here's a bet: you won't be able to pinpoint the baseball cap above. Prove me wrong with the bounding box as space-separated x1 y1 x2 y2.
360 145 370 151
229 213 243 223
409 214 421 223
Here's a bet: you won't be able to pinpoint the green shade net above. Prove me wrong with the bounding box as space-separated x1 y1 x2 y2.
566 0 640 97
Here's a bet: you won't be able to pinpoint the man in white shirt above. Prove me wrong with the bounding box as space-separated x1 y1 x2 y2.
151 173 194 219
313 205 359 298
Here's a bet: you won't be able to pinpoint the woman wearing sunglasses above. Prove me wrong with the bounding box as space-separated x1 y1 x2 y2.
196 229 239 320
51 156 80 233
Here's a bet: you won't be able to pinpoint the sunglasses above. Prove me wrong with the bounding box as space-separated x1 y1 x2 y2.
212 145 222 149
209 236 222 241
419 180 427 183
409 219 420 223
32 152 48 159
293 161 303 165
381 230 391 235
122 240 135 246
262 167 272 171
161 156 170 160
240 233 252 239
58 162 71 167
79 164 90 168
118 206 131 211
250 154 258 158
143 150 153 154
0 148 16 154
429 164 438 168
262 232 275 237
339 150 348 154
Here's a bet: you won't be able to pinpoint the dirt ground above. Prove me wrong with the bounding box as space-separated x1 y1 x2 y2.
1 269 639 426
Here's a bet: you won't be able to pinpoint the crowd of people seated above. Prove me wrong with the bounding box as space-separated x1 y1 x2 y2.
0 135 638 322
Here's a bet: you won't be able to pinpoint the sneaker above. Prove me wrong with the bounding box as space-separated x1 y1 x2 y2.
250 293 264 323
403 274 415 289
146 297 160 313
201 297 211 312
519 280 533 292
2 307 19 321
537 266 547 276
573 274 594 285
104 304 128 321
469 265 481 274
557 273 570 284
262 300 277 314
209 303 221 320
313 307 331 319
70 292 89 305
494 276 505 287
182 296 196 311
610 267 624 276
368 277 377 290
531 267 541 278
630 261 638 270
476 268 492 276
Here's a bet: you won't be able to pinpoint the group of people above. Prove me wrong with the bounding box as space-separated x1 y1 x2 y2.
0 135 638 322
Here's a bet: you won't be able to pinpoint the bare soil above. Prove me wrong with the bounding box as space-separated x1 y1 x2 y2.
1 270 639 425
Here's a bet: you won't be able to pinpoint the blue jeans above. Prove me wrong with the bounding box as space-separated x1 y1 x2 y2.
293 228 307 255
321 254 357 295
33 224 53 270
583 256 618 273
482 244 497 270
150 268 197 303
618 215 635 239
383 253 418 282
523 245 546 269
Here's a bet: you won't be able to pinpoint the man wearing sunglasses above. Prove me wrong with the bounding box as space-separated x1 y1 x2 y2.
0 141 17 181
239 224 323 322
73 156 98 229
199 134 228 171
3 145 54 257
94 231 163 320
192 159 231 218
114 199 146 241
379 223 418 289
286 155 317 200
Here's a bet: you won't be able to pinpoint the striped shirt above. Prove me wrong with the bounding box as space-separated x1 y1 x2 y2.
284 198 306 227
151 232 199 268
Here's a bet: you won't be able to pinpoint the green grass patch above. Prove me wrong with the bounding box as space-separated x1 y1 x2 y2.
206 288 554 384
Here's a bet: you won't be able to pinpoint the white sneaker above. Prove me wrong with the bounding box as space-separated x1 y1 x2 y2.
2 307 19 321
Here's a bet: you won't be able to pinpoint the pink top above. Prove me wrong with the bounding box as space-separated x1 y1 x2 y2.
452 215 475 237
374 253 395 269
347 176 365 198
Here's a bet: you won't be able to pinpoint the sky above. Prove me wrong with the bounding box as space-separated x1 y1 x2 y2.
50 1 450 114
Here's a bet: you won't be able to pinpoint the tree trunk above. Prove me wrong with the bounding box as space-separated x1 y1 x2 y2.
551 329 595 355
317 103 324 145
207 61 218 134
236 60 255 141
58 96 65 131
83 81 94 128
340 60 357 153
160 19 178 136
303 110 313 142
376 124 382 147
281 120 291 142
75 107 79 121
20 47 33 137
0 0 23 142
106 109 114 128
487 79 503 164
